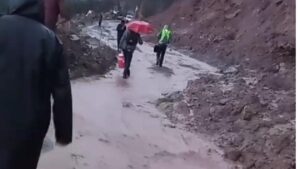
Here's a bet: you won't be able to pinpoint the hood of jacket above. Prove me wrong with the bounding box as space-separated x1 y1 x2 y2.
8 0 44 22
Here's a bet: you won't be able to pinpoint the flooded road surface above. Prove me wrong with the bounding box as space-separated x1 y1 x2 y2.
38 21 233 169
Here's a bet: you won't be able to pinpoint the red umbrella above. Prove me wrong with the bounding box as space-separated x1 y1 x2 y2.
127 21 154 34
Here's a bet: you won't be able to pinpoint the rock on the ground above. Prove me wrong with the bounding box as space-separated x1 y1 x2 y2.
224 149 242 161
223 66 239 74
157 102 174 114
122 102 134 108
219 98 229 105
241 106 256 121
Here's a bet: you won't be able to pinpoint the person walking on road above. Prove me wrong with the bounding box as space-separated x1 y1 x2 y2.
120 29 143 79
98 13 103 27
0 0 73 169
156 25 172 67
116 19 126 50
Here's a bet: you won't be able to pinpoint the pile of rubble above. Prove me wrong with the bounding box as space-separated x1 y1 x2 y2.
57 16 117 79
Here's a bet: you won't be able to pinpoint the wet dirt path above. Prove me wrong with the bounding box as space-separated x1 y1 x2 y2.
38 20 234 169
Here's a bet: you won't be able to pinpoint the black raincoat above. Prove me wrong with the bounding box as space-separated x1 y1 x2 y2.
0 0 72 168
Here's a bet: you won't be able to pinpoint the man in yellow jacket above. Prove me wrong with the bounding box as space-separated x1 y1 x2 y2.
156 25 172 67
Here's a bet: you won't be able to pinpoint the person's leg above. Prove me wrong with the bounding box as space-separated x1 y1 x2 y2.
159 45 167 67
156 51 160 65
156 45 163 66
126 52 133 77
123 50 129 78
117 36 120 50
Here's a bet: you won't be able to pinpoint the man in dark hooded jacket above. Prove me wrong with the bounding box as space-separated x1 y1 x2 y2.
0 0 73 169
116 19 126 50
120 29 143 79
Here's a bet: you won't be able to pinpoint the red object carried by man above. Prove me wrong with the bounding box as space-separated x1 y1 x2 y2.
118 53 125 69
127 21 154 34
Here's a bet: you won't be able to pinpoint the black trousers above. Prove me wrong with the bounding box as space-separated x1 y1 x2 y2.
117 35 122 50
123 50 134 78
0 138 44 169
156 44 167 67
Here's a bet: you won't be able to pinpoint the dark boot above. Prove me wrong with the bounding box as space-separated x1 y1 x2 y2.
127 69 130 77
123 70 128 79
159 56 163 67
156 54 160 65
159 45 167 67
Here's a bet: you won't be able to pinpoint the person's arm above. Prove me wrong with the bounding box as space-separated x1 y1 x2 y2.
117 24 121 31
157 31 162 40
122 25 126 32
50 38 73 145
119 30 128 49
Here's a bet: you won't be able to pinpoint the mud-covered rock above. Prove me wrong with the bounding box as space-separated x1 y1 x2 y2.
58 18 117 79
164 73 295 169
157 91 183 104
224 149 242 161
157 102 174 114
241 106 256 121
219 98 229 105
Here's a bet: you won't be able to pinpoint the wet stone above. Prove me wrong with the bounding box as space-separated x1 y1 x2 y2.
241 106 256 121
219 99 228 105
98 138 110 144
223 66 239 74
224 149 242 161
122 102 134 108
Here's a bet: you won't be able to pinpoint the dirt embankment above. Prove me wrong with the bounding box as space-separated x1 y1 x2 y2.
152 0 295 168
57 16 117 79
150 0 295 68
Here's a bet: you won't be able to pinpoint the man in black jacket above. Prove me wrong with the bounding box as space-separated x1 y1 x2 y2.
120 29 143 79
116 19 126 50
0 0 73 169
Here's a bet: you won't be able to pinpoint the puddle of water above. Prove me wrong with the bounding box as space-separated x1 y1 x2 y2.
38 21 234 169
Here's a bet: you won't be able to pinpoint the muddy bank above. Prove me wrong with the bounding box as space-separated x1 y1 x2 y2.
151 0 295 168
149 0 295 69
57 17 117 79
157 67 295 168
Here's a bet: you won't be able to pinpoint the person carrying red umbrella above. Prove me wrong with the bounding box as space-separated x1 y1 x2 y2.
119 21 154 79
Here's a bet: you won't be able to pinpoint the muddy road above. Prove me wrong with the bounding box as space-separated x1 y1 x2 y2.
38 21 235 169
